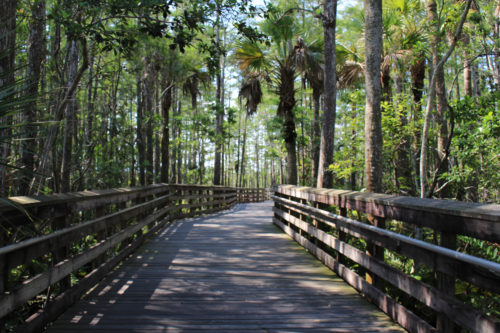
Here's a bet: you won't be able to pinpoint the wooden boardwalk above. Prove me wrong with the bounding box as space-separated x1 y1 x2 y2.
47 201 405 332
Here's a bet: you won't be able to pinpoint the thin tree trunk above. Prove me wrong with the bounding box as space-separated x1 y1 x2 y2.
421 0 472 198
317 0 338 189
239 114 248 188
144 61 155 184
394 74 414 195
0 0 17 196
154 81 160 182
19 0 45 195
160 74 171 183
255 130 260 188
60 40 79 193
311 90 321 183
32 37 88 194
235 108 242 187
137 74 146 186
176 99 182 183
213 11 223 185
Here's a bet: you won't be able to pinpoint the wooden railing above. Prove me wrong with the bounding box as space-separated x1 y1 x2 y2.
272 185 500 333
237 187 270 203
0 184 266 332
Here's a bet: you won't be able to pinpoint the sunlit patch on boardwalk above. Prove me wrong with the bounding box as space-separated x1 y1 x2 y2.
47 202 405 332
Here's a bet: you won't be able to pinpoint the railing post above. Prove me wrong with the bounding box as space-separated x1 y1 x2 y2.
0 227 6 333
338 207 347 264
94 206 107 267
53 207 71 291
437 232 457 333
365 214 385 289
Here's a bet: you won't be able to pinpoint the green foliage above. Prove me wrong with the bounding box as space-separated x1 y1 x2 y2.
444 92 500 201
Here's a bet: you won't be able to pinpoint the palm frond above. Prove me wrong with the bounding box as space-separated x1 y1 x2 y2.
235 40 267 73
239 73 263 116
337 60 365 90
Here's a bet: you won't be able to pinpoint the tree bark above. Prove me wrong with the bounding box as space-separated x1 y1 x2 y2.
19 0 45 195
311 89 321 182
137 74 146 186
239 114 248 188
317 0 337 189
144 60 155 184
0 0 17 196
394 74 415 195
60 40 79 193
160 73 171 183
279 63 298 185
364 0 383 193
421 0 472 198
213 11 224 186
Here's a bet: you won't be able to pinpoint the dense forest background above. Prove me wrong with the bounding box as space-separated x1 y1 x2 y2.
0 0 498 203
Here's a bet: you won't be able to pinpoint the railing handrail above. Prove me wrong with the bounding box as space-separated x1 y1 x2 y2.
274 185 500 241
272 185 500 333
0 184 268 332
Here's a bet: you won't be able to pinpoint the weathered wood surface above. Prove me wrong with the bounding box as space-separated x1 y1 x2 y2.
272 185 500 333
47 201 404 332
275 185 500 241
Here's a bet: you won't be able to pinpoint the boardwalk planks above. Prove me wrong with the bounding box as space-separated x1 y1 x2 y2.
47 202 404 332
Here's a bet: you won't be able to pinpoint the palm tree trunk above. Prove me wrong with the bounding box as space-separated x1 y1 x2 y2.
317 0 338 189
279 64 298 185
239 114 248 188
364 0 383 193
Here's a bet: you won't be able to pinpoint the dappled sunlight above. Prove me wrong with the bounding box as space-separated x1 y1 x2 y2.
47 202 404 332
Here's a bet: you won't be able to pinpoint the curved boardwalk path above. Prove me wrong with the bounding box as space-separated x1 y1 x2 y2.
48 201 405 332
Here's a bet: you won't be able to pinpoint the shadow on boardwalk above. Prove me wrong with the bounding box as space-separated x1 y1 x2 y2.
47 201 405 332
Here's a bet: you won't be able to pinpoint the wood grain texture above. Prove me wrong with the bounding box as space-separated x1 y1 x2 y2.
273 185 500 242
47 202 405 332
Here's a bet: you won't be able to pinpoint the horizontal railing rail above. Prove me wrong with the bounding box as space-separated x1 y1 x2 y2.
236 187 270 202
272 185 500 333
0 184 264 332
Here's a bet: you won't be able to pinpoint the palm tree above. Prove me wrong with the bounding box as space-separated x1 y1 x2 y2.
235 10 303 185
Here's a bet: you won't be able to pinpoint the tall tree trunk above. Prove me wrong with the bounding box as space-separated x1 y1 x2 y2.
130 102 136 187
463 34 472 96
144 61 155 184
0 0 17 196
317 0 338 189
421 0 472 199
160 74 171 183
19 0 45 195
239 114 248 188
213 12 223 185
137 75 146 186
31 27 88 194
176 98 182 183
311 89 321 182
255 131 260 188
60 40 79 193
364 0 383 193
279 63 298 185
364 0 385 291
154 82 160 182
394 74 414 195
235 109 242 187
